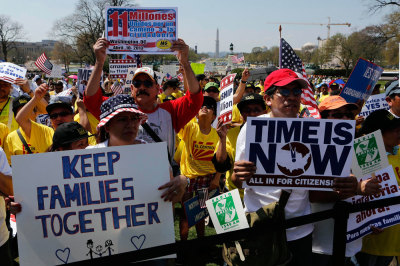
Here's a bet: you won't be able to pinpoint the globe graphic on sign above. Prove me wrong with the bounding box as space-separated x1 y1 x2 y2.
216 199 236 223
356 140 378 163
276 142 312 177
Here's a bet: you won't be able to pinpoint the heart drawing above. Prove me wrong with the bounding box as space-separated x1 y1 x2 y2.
131 234 146 250
55 247 70 264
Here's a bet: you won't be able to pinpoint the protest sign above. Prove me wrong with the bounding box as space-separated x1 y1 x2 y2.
244 117 355 190
206 189 248 234
124 67 137 94
0 62 27 84
160 64 178 77
183 189 219 227
190 63 205 75
359 93 389 118
109 59 138 79
218 73 236 125
340 58 383 103
46 64 63 78
351 130 389 178
346 165 400 242
77 68 93 95
12 143 175 265
106 7 178 54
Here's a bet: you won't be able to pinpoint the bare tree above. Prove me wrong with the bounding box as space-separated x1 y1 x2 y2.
367 0 400 12
52 0 134 65
0 15 24 62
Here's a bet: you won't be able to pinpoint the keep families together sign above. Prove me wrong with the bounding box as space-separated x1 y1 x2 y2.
244 117 355 190
12 143 175 265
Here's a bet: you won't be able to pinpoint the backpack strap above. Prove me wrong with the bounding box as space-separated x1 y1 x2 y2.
141 122 173 164
17 128 33 154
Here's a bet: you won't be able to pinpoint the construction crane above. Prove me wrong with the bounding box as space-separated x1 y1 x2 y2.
266 17 351 39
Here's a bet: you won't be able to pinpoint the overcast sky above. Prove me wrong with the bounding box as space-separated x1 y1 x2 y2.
1 0 394 53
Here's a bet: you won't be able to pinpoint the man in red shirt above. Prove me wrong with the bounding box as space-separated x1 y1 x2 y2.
84 38 203 164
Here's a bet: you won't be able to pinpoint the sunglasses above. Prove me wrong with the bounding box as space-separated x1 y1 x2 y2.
133 80 153 88
276 88 302 97
241 107 264 114
205 88 219 93
321 112 354 119
49 111 71 119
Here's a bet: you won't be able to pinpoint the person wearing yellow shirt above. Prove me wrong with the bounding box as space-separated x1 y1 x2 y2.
9 84 76 164
178 96 233 241
315 83 329 103
0 78 36 132
356 109 400 266
0 123 8 148
157 78 183 104
4 95 53 165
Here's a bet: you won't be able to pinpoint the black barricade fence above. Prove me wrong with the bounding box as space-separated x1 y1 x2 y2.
64 196 400 266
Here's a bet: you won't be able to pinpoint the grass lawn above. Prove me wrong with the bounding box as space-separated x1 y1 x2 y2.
174 203 223 266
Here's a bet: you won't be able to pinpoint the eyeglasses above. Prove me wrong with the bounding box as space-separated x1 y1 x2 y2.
276 88 302 97
205 88 219 94
328 112 354 119
241 107 264 114
49 111 71 119
133 79 154 88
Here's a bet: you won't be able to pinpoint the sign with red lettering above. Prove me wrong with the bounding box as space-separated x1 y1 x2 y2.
105 7 178 54
12 143 175 265
244 116 355 190
218 74 236 125
109 59 138 79
346 165 400 242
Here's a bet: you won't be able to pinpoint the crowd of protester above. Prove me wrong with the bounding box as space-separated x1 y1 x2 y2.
0 37 400 266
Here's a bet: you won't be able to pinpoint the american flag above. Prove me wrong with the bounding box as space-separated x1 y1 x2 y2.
280 38 320 119
135 55 142 68
35 53 53 75
111 81 124 95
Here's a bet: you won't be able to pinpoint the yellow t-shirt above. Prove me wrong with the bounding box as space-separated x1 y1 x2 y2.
361 153 400 256
74 112 98 146
3 121 54 165
178 120 233 179
225 125 244 198
0 123 9 148
0 97 18 132
231 104 243 125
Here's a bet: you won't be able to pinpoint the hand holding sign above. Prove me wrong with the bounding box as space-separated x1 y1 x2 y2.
35 83 49 99
357 173 382 195
14 78 30 93
158 174 187 203
233 160 257 183
171 39 189 66
333 175 358 199
93 38 109 64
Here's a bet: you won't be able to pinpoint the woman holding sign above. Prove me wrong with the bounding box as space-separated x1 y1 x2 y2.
88 94 187 203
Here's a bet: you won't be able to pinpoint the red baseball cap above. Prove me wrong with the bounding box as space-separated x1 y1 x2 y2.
264 68 308 93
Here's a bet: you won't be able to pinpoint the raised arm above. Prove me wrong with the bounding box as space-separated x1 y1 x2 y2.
233 68 249 104
85 38 108 97
171 39 200 94
15 84 48 138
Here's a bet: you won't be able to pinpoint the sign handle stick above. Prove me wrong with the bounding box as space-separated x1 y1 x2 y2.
235 241 245 261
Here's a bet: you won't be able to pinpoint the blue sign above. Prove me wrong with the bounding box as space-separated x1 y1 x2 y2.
340 58 383 103
183 189 219 227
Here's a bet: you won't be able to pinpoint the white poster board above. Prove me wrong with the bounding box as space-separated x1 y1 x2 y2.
124 67 137 93
244 117 355 190
0 62 27 84
218 74 236 125
351 130 389 178
346 165 400 242
160 65 178 77
206 189 248 234
109 59 137 79
47 64 63 78
359 93 390 118
12 143 175 265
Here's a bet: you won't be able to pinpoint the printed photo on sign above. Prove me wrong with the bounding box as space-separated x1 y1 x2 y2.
340 58 383 103
244 117 355 190
359 93 389 118
351 130 389 178
346 165 400 242
106 7 178 54
206 189 248 234
12 143 175 265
